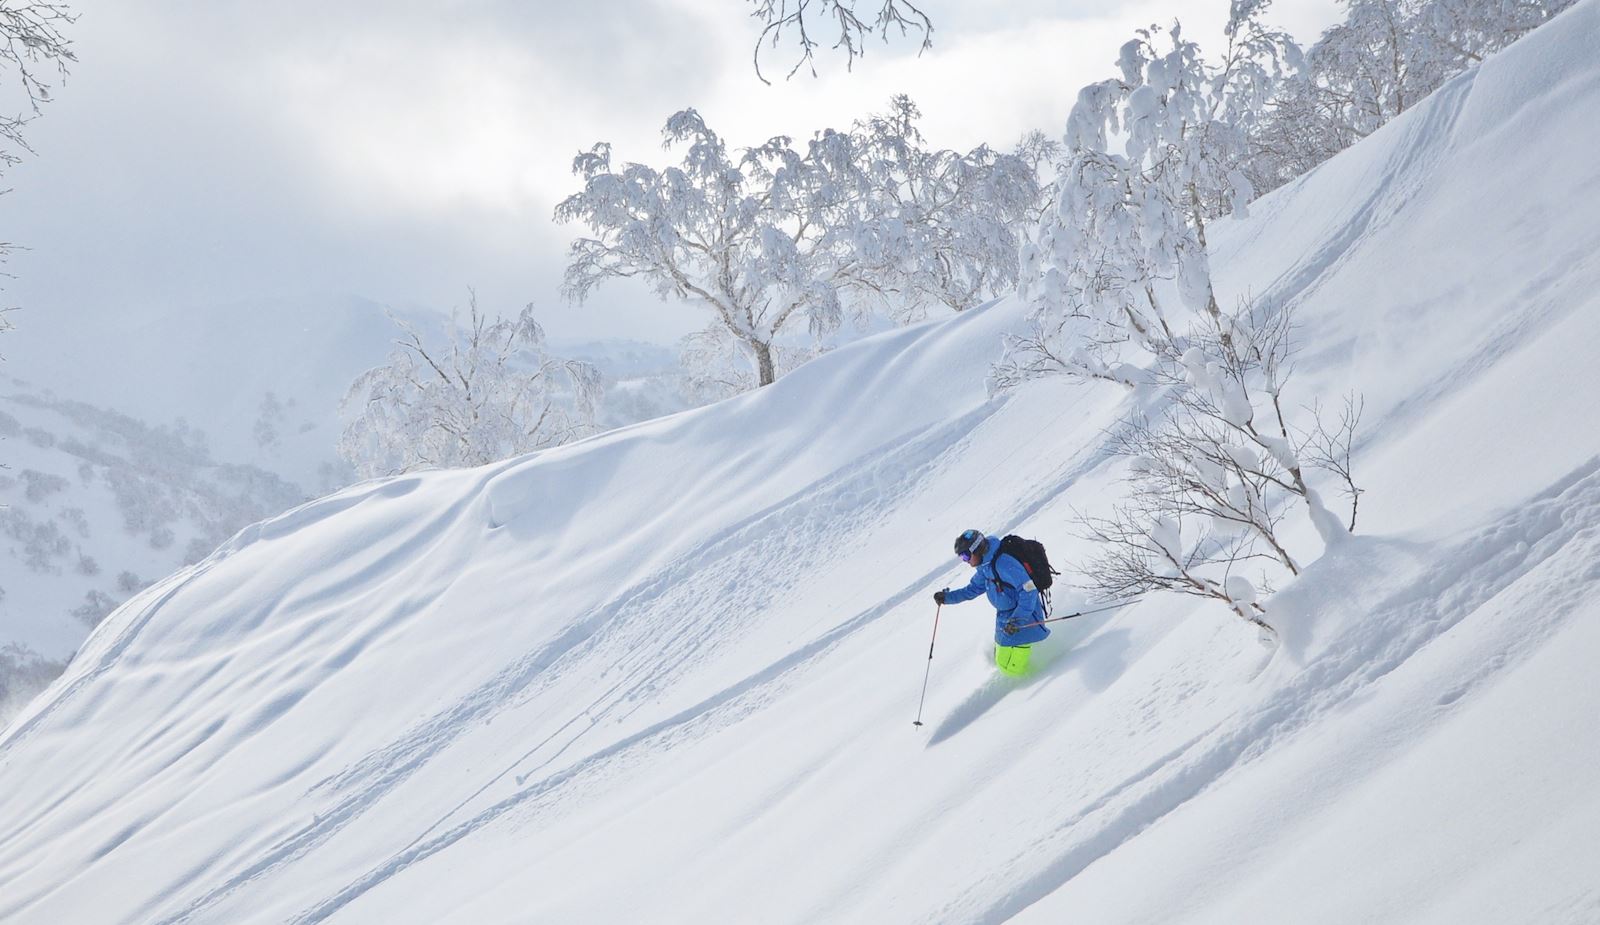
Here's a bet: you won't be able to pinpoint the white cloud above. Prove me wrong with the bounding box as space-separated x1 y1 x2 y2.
3 0 1341 347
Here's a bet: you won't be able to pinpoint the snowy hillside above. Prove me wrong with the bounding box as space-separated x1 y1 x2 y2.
4 4 1600 923
0 295 693 723
0 295 396 721
0 383 303 654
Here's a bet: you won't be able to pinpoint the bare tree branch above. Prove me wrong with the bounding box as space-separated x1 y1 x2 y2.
749 0 932 84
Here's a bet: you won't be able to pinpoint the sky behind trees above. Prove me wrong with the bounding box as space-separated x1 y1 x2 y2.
4 0 1339 345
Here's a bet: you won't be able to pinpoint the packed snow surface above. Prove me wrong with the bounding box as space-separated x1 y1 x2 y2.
5 3 1600 921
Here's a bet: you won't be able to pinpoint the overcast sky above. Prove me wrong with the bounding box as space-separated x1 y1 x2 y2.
3 0 1340 347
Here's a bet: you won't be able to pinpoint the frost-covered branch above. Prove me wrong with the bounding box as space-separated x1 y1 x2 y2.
0 2 74 297
0 1 75 169
749 0 931 83
1075 503 1276 635
1074 296 1362 636
1300 393 1365 532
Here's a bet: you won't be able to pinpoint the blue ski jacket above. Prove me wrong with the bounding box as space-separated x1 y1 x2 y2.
943 535 1049 645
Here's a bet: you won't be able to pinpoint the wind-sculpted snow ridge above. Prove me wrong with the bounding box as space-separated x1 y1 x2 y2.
4 2 1600 922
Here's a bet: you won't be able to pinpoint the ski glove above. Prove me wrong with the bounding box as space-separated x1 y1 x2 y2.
1002 619 1020 636
934 589 948 605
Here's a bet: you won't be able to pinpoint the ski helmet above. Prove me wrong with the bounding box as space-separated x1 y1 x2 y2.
954 529 987 561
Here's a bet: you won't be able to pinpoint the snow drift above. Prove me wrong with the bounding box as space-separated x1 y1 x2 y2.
5 2 1600 921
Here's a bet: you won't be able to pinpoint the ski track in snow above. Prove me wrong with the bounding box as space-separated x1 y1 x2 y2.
0 475 428 757
0 474 497 920
253 391 1143 924
149 403 1019 923
955 457 1600 923
157 292 1320 924
1222 70 1475 321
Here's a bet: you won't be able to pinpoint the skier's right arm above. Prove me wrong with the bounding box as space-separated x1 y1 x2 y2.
941 571 985 605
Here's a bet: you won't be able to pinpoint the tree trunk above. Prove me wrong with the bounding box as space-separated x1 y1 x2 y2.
753 339 777 387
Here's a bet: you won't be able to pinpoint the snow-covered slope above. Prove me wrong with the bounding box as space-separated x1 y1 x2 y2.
0 295 403 722
0 384 304 658
0 291 687 724
4 3 1600 922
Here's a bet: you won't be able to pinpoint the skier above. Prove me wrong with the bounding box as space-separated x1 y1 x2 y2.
934 529 1048 677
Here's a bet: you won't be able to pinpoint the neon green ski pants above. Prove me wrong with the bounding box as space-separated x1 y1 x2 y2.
995 644 1032 677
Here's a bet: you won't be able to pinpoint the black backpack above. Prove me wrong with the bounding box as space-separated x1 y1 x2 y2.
991 535 1058 594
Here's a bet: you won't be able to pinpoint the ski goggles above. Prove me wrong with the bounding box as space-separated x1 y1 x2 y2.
957 549 975 563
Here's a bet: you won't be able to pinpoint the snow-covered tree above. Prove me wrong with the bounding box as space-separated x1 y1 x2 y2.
749 0 932 83
676 322 824 404
996 2 1361 626
1011 129 1063 225
557 110 865 391
1244 0 1577 193
559 101 1040 393
998 4 1299 390
853 95 1041 321
1424 0 1578 60
339 298 601 478
1002 0 1575 636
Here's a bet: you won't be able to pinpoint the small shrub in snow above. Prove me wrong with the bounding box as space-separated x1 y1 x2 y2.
1076 504 1277 631
1 508 70 573
1076 301 1363 628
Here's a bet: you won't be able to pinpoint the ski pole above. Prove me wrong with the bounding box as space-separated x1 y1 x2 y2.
912 603 942 727
1008 598 1142 633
